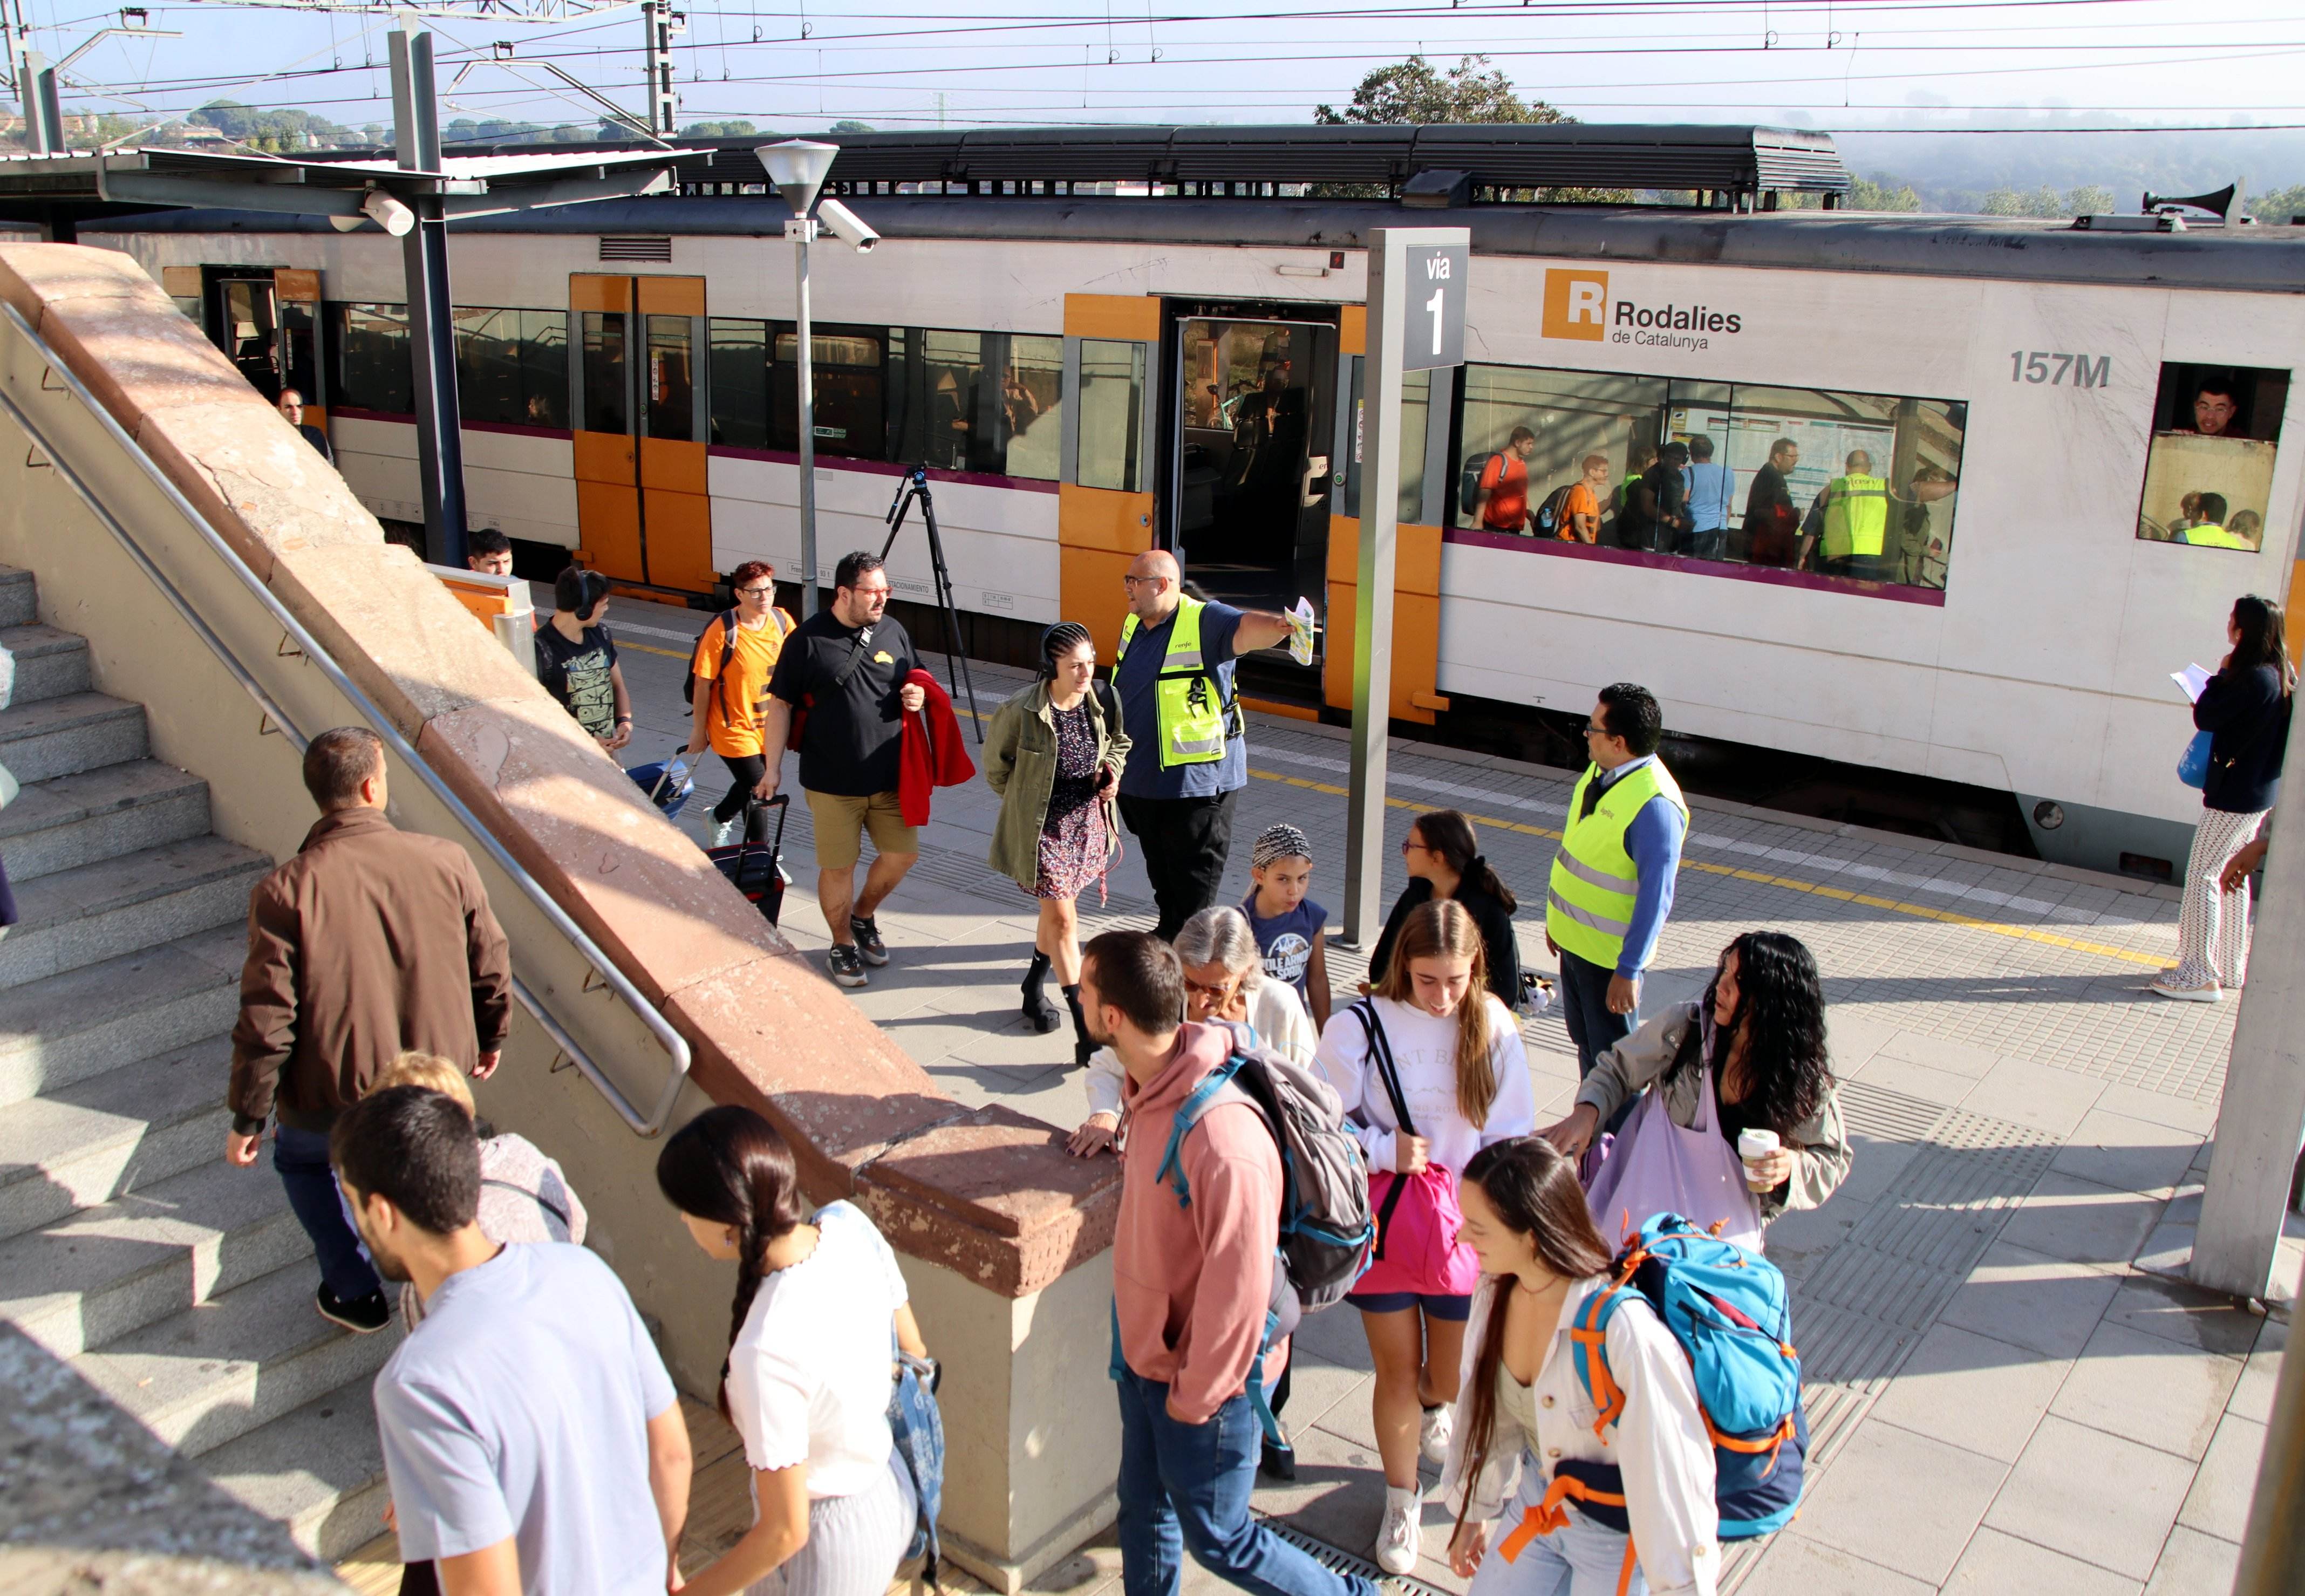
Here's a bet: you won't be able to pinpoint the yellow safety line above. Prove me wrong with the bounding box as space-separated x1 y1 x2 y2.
620 640 693 660
1246 767 2168 971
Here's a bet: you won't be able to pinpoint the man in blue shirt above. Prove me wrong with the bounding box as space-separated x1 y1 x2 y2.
1113 549 1296 940
1680 434 1735 561
1544 682 1688 1079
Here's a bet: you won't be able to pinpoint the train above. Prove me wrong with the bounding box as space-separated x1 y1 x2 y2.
80 123 2305 881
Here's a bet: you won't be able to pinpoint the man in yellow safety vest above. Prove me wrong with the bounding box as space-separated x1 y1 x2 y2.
1540 682 1689 1077
2176 492 2253 548
1800 448 1892 579
1113 549 1298 939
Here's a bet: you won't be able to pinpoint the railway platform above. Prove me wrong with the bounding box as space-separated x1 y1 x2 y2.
374 588 2299 1596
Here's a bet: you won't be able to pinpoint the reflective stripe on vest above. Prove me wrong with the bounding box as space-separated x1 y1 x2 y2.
2180 522 2252 549
1119 597 1229 768
1545 759 1689 972
1822 474 1889 560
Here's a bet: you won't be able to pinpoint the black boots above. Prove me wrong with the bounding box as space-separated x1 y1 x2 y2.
1021 951 1062 1033
1062 983 1093 1067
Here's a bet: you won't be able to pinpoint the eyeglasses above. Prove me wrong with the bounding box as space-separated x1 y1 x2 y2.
850 584 892 599
1182 974 1237 1000
1400 836 1423 856
1581 720 1610 738
1122 574 1165 589
735 584 774 597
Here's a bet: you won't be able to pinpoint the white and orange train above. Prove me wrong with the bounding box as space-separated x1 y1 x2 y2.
85 124 2305 879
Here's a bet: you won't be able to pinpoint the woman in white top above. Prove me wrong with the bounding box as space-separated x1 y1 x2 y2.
657 1105 928 1596
1316 899 1535 1574
1441 1136 1718 1596
1066 904 1315 1158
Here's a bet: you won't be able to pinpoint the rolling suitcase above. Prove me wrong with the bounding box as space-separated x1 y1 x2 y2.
707 793 789 926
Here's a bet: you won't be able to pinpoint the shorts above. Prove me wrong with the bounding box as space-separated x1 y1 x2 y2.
805 788 918 871
1345 1290 1473 1320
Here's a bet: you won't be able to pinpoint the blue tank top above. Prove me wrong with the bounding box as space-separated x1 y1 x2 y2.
1242 892 1327 1007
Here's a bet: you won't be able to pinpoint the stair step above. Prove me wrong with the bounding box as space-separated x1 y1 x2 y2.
0 565 32 629
0 1035 235 1243
75 1259 404 1457
0 834 271 987
202 1380 393 1562
0 925 244 1106
0 758 212 883
0 690 148 781
0 623 90 706
0 1155 308 1360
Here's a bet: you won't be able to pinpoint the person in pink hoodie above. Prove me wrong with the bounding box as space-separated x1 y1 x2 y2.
1082 930 1379 1596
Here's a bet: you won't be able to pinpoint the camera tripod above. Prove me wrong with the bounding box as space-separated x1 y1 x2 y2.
882 465 983 743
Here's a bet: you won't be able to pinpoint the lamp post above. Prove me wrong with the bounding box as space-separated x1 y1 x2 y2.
759 139 837 616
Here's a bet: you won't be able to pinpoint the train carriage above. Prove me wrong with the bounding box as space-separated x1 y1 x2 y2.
87 123 2305 881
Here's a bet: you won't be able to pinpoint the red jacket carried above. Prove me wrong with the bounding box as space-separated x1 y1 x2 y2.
899 667 977 826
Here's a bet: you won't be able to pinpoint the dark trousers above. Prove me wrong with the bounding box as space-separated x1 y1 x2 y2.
1557 946 1635 1080
1119 789 1238 942
1115 1368 1375 1596
274 1123 381 1301
713 753 772 837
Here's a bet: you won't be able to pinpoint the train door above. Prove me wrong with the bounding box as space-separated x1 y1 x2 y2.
203 269 284 402
1169 310 1339 624
570 272 715 594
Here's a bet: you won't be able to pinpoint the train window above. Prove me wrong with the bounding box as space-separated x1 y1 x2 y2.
997 334 1063 481
1449 363 1965 595
772 324 887 461
2138 363 2289 551
645 315 696 440
707 318 768 447
1077 339 1145 493
453 308 568 429
916 330 986 473
332 302 413 415
579 312 629 436
1341 359 1430 523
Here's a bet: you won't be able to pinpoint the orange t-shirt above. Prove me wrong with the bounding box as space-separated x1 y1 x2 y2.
1478 452 1529 529
692 610 792 757
1562 481 1600 542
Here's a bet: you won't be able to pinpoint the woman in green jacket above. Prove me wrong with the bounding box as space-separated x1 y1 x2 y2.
983 623 1131 1063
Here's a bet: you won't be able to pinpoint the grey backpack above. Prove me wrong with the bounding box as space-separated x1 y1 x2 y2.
1154 1040 1376 1313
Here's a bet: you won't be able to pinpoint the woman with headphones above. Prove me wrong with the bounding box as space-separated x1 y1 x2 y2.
982 623 1132 1064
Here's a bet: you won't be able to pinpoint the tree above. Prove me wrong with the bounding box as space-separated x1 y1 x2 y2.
829 119 875 134
1847 174 1922 211
1978 183 2114 217
681 119 757 138
1314 53 1569 126
2250 182 2305 222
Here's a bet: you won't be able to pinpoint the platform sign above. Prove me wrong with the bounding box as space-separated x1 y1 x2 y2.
1401 242 1469 371
1344 226 1472 945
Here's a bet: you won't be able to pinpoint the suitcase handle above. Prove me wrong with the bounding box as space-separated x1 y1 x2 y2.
732 792 790 864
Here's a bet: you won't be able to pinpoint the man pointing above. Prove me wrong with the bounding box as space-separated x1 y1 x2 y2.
1113 550 1297 941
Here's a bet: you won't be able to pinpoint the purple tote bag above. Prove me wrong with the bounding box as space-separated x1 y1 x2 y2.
1583 1065 1764 1253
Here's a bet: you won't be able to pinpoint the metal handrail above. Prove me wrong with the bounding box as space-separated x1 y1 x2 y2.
0 302 692 1135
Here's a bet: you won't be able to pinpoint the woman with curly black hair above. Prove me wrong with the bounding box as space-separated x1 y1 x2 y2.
1540 930 1850 1232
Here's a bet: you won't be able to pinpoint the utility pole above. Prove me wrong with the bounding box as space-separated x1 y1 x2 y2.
642 0 677 136
389 24 469 565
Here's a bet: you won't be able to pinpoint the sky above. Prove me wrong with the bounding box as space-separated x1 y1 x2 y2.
26 0 2305 143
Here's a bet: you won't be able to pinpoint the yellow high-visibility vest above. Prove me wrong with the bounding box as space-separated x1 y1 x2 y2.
1822 473 1890 560
1546 759 1689 972
2179 523 2252 549
1118 597 1232 768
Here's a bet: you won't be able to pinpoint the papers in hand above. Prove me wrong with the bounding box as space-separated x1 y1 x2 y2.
2173 663 2212 703
1286 597 1317 667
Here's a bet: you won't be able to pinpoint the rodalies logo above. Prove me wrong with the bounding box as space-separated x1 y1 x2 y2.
1542 268 1745 353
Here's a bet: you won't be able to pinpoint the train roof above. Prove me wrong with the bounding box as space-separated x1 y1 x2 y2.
100 191 2305 296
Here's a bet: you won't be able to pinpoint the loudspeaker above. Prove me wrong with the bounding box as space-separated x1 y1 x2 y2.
2143 183 2240 221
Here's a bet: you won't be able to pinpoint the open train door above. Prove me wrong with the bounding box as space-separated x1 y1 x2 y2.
571 272 715 595
1058 295 1160 654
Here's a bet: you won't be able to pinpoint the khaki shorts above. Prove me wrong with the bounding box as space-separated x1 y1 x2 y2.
804 788 918 871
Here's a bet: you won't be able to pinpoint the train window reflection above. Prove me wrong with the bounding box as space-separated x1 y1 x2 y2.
1077 339 1146 494
332 303 413 416
707 318 767 448
1000 335 1064 481
453 308 567 429
1341 359 1429 523
2138 363 2288 551
1448 363 1965 595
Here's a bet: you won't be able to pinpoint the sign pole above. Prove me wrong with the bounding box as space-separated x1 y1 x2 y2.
1344 226 1469 946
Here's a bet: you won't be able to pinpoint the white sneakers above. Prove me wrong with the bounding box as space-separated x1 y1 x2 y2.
1374 1483 1421 1575
2147 975 2222 1002
711 816 739 849
1420 1402 1454 1467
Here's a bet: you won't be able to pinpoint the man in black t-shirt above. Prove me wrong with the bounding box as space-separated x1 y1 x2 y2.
1740 437 1801 565
761 551 926 989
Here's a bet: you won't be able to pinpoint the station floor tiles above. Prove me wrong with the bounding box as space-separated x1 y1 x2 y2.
340 595 2299 1595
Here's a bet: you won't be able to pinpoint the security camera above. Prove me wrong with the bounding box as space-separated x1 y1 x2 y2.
360 188 416 237
815 197 879 254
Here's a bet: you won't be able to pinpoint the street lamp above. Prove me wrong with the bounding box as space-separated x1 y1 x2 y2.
759 138 841 616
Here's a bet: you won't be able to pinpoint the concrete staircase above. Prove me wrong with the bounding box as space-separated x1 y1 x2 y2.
0 563 396 1564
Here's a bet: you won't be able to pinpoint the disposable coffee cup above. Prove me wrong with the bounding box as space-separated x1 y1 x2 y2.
1737 1128 1781 1190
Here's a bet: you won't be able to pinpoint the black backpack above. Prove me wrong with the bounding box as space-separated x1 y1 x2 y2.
684 608 792 715
1533 482 1578 538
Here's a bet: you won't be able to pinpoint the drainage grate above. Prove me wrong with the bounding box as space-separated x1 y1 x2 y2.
1256 1515 1457 1596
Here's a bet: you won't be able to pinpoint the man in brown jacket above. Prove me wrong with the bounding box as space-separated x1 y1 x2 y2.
225 727 512 1334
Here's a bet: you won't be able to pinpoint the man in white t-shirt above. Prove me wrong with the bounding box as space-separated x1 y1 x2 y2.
332 1086 692 1596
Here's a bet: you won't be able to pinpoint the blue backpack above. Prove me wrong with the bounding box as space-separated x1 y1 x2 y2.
1565 1214 1807 1545
887 1345 945 1589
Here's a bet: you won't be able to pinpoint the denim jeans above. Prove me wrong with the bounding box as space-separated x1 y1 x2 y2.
1115 1368 1376 1596
1556 948 1634 1081
1467 1492 1648 1596
273 1123 382 1301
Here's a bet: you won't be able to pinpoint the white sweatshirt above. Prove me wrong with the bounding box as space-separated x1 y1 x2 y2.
1314 994 1535 1175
